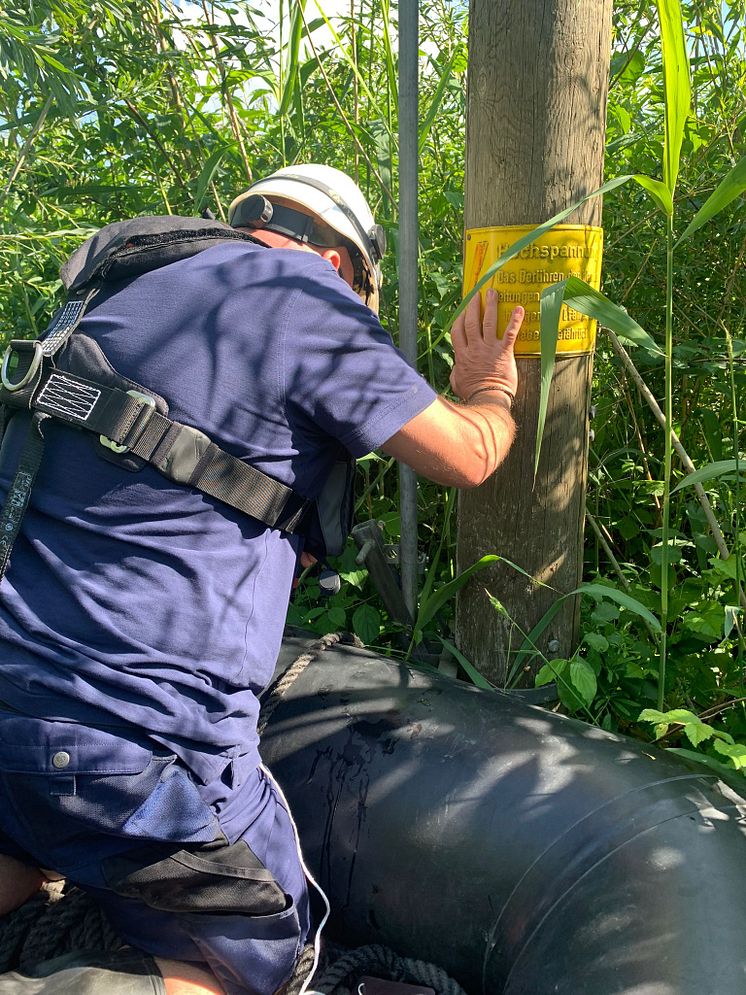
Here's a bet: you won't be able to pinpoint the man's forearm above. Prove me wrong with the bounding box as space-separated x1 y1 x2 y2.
449 392 515 486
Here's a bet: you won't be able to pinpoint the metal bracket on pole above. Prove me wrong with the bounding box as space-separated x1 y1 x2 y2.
352 520 413 628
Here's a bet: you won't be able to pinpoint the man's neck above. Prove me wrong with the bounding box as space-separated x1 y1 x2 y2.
241 227 314 254
239 225 348 287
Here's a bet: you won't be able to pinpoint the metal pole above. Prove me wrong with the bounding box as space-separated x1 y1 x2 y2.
398 1 419 621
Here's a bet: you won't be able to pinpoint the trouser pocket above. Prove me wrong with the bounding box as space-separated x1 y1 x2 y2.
0 717 219 877
102 837 290 917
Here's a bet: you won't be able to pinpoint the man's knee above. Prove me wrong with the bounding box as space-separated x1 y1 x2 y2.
0 855 44 916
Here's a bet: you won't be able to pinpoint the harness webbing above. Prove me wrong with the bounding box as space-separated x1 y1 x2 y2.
0 286 309 581
0 413 49 583
41 293 97 356
28 367 307 529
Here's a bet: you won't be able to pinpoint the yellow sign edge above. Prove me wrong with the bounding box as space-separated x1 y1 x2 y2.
464 223 604 236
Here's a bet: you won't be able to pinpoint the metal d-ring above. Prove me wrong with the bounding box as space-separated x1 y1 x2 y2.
1 340 44 393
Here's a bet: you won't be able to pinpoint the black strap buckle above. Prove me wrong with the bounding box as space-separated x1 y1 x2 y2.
100 390 156 453
1 341 44 393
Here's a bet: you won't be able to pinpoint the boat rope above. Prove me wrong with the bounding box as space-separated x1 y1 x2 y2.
310 943 468 995
258 631 362 736
0 889 465 995
0 884 121 974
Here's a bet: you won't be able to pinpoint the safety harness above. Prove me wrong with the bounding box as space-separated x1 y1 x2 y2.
0 216 354 583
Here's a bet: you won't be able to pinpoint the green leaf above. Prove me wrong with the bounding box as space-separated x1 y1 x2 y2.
667 747 746 783
569 659 597 706
639 707 676 726
713 740 746 770
633 174 674 215
419 52 457 155
415 554 500 633
438 638 496 691
584 632 609 653
535 662 558 688
682 720 716 747
549 277 660 354
535 279 562 478
671 459 746 493
591 602 620 623
39 53 76 75
507 599 565 683
326 606 346 629
678 154 746 243
708 556 745 581
724 606 742 640
556 664 586 713
380 0 398 116
682 604 725 642
639 707 721 747
573 583 662 632
652 707 702 725
611 49 645 84
657 0 691 196
279 0 308 118
650 541 687 566
352 604 380 644
339 569 367 590
536 277 661 474
194 145 233 212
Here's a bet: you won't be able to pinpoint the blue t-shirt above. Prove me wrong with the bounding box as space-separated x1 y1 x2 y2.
0 241 436 784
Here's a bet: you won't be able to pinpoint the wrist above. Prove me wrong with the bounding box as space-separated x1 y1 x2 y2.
465 385 515 409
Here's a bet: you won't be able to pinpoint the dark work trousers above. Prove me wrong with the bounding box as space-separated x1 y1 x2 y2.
0 714 312 995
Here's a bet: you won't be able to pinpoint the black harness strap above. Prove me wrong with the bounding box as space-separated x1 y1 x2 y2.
0 412 49 583
22 367 308 531
0 289 99 580
0 219 318 581
123 409 306 530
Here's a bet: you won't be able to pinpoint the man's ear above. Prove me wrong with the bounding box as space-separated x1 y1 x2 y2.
320 246 356 290
319 247 342 273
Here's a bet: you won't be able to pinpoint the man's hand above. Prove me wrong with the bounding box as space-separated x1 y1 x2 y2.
449 289 523 404
292 551 318 591
381 292 524 488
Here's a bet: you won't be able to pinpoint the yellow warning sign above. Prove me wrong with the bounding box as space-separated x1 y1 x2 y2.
463 225 603 356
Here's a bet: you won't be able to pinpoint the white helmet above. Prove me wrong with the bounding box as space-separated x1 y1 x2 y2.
228 164 384 312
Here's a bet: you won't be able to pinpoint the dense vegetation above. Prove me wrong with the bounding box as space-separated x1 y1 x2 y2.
1 1 745 780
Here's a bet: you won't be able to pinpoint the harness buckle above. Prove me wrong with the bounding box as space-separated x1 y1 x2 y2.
100 390 156 453
1 340 44 393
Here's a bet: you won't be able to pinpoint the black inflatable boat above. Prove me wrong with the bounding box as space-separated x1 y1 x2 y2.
261 633 746 995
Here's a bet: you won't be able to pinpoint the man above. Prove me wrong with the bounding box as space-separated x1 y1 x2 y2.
0 164 523 995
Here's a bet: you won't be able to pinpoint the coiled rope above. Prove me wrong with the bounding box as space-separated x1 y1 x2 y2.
0 883 121 974
309 943 468 995
0 891 467 994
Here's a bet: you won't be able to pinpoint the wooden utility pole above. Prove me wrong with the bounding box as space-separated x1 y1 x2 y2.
456 0 614 683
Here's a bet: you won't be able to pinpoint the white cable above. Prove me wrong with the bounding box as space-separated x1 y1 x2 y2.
259 762 331 995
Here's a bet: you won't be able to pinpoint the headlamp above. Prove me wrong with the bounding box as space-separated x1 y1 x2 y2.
231 194 340 249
